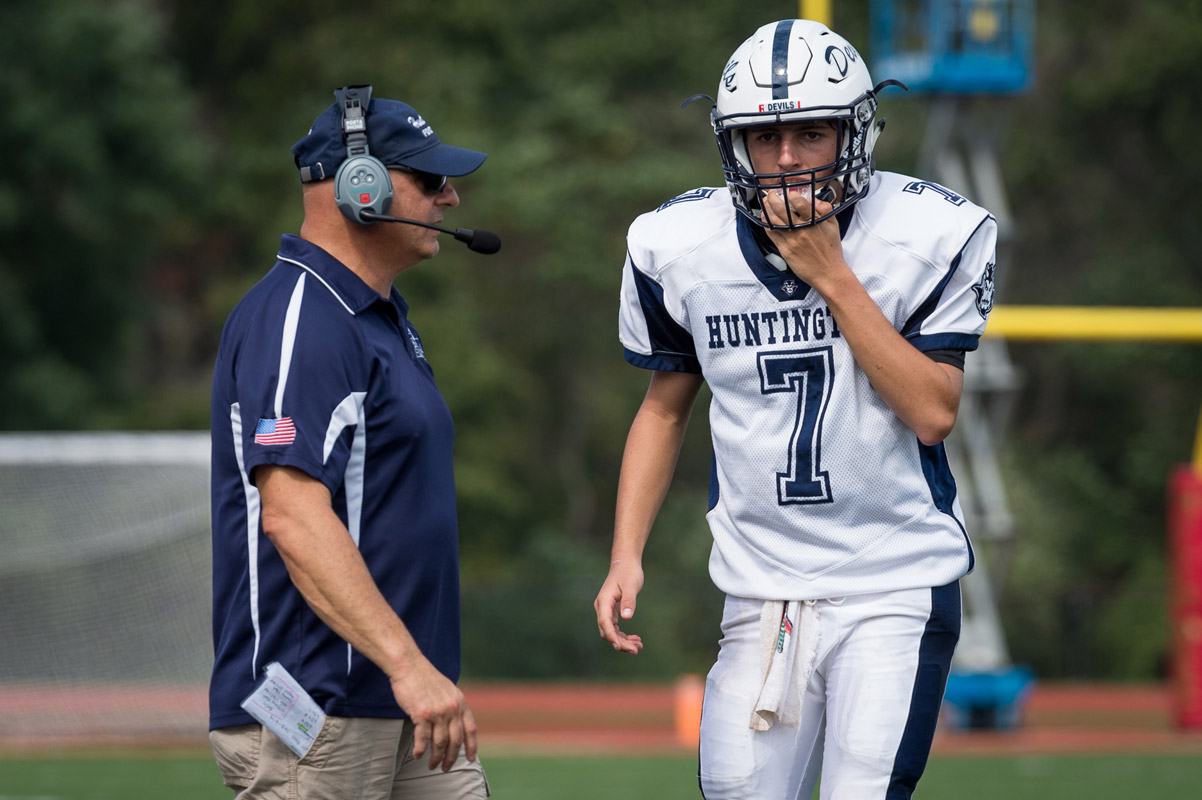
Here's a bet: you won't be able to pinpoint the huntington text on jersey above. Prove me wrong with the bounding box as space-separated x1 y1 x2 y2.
705 307 842 350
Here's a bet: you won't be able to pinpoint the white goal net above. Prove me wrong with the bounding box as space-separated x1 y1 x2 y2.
0 432 211 746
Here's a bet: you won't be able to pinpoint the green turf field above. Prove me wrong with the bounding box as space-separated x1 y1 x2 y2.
2 751 1201 799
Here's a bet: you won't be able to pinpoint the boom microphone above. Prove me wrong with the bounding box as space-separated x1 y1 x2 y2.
358 211 502 254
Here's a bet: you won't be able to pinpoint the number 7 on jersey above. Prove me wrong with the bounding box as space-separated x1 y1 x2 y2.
757 348 835 505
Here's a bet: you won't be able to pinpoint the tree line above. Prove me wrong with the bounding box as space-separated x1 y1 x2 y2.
2 0 1199 680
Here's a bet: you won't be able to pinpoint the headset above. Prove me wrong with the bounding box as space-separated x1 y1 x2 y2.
328 85 501 253
333 85 393 225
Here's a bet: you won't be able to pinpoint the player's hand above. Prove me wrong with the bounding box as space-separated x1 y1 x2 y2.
760 185 846 289
760 183 824 226
389 660 478 771
594 559 645 654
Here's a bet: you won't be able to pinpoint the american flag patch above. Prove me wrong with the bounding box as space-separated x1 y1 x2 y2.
254 417 296 446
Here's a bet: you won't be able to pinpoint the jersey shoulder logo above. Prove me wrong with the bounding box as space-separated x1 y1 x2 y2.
973 260 996 318
657 187 719 212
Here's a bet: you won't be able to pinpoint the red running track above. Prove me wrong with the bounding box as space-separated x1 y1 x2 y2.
2 682 1201 755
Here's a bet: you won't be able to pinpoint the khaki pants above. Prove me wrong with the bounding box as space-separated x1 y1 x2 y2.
210 716 489 800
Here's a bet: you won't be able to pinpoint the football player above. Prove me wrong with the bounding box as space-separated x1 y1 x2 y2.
594 18 997 799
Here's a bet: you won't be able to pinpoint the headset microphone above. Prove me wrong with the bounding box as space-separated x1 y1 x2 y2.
358 212 502 254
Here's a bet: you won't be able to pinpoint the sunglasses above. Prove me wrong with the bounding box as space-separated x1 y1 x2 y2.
390 165 448 194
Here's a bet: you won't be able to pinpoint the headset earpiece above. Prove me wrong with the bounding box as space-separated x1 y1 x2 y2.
335 153 393 224
332 86 393 225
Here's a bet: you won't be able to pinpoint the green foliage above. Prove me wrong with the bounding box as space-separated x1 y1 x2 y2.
1000 443 1170 679
5 0 1202 680
461 490 722 681
989 0 1202 679
0 0 205 428
996 342 1197 680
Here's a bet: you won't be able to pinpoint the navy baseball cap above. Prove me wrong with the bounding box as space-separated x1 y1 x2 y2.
291 94 487 183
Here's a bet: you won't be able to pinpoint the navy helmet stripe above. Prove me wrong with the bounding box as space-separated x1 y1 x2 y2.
771 20 792 99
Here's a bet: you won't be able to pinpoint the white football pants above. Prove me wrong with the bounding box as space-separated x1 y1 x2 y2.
698 583 960 800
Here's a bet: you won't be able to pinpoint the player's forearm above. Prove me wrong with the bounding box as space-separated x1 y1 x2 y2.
611 417 683 559
815 270 962 444
611 388 696 559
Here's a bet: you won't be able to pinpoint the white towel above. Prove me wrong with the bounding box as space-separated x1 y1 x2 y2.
749 599 820 731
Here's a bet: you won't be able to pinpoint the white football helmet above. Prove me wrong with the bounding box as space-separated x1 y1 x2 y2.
710 19 895 229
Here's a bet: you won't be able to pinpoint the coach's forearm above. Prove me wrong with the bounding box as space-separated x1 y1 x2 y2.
257 466 426 679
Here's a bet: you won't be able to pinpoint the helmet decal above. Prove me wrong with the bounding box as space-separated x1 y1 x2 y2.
823 44 861 83
722 58 739 92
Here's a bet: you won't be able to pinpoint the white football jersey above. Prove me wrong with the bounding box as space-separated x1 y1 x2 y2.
619 171 998 601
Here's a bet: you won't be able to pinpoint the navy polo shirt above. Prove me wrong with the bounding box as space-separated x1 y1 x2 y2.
209 234 461 729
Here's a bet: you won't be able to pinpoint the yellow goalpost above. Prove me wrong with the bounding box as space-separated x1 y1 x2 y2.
984 305 1202 472
986 306 1202 343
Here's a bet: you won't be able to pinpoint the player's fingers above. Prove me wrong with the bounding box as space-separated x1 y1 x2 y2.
598 615 618 644
785 186 819 223
618 585 638 621
594 589 615 638
760 188 785 224
598 604 634 651
765 189 804 226
595 584 626 642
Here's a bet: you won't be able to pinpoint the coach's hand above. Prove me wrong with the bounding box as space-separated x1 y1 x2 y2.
595 559 645 654
390 660 478 772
